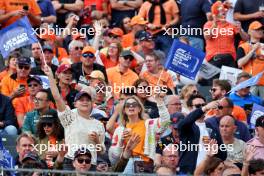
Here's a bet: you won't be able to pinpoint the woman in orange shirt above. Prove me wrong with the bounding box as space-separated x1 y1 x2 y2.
101 42 123 69
0 52 19 82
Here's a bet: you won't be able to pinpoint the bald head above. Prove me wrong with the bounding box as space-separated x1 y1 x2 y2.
220 115 237 139
162 144 179 171
165 95 182 114
220 115 236 126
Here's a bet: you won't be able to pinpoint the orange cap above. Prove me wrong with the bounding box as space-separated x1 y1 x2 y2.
249 21 263 30
211 1 225 15
72 33 86 40
82 46 96 54
109 28 124 37
39 33 56 41
130 15 148 26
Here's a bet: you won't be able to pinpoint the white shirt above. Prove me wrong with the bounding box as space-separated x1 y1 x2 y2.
195 122 209 167
58 107 106 164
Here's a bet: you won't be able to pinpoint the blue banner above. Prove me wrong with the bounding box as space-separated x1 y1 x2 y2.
0 137 15 175
250 103 264 129
0 16 38 58
229 72 264 93
164 40 205 80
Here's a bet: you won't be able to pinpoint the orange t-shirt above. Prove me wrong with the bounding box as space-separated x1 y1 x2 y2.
0 0 41 28
122 32 135 48
54 47 69 63
140 70 175 91
206 105 247 122
204 21 239 61
1 74 29 97
126 120 150 161
101 53 138 69
12 96 34 116
0 70 9 81
138 0 179 34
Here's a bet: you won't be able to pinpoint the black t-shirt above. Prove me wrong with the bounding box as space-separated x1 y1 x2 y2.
144 100 159 119
30 64 58 76
156 132 175 155
234 0 264 32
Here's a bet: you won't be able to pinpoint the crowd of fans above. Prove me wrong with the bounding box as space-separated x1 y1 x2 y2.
0 0 264 175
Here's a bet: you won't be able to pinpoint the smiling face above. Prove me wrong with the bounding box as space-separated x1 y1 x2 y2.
74 95 92 113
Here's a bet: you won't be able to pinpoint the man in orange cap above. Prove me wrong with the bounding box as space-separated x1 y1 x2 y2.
122 15 148 48
72 46 108 90
237 21 264 98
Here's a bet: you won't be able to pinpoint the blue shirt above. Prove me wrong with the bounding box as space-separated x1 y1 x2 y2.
229 92 263 108
37 0 56 17
180 0 211 37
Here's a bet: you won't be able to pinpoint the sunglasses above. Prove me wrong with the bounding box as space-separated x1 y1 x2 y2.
75 46 84 50
210 88 217 92
77 158 91 164
18 65 30 70
28 84 39 87
123 56 134 61
42 122 53 128
82 53 95 58
193 103 206 109
108 34 119 39
125 102 139 108
192 90 198 94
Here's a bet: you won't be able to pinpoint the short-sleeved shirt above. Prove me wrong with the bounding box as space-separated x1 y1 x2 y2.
0 0 41 28
180 0 211 38
37 0 56 17
204 21 239 61
234 0 264 32
229 92 264 108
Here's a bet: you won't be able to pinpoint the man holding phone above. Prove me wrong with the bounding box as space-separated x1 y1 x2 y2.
0 0 41 28
1 57 32 99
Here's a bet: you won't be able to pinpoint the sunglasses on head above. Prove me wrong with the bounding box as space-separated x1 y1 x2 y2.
18 65 30 70
123 56 134 61
28 84 39 87
42 122 53 128
193 103 206 109
77 158 91 164
82 53 95 58
75 46 84 50
125 102 139 108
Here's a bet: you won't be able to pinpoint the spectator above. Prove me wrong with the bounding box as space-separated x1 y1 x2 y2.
133 79 159 119
52 0 84 28
234 0 264 32
120 17 132 34
178 94 226 174
72 46 108 90
22 89 55 135
44 65 106 169
21 151 47 172
0 51 19 83
180 0 212 50
204 1 248 69
0 0 41 28
179 84 199 115
237 21 264 98
62 40 84 64
206 97 252 142
1 57 31 99
12 75 43 128
38 0 57 24
219 115 245 165
52 64 78 109
155 165 174 176
0 93 17 135
72 147 93 174
30 43 42 68
110 0 142 27
165 95 182 114
121 15 147 49
138 0 179 55
106 50 139 98
108 94 170 174
136 30 156 58
101 42 123 69
248 159 264 176
140 51 175 95
229 72 264 108
207 79 247 123
35 110 64 168
30 45 58 76
246 115 264 160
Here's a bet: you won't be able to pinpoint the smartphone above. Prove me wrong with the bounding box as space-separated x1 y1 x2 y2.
23 5 29 11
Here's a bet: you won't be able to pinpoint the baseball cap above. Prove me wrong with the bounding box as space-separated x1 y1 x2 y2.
130 15 148 26
109 28 124 37
120 50 134 58
256 116 264 127
249 21 263 31
17 57 31 65
136 30 153 41
40 33 56 41
39 109 58 123
91 113 108 121
170 112 184 129
82 46 96 54
22 152 40 163
27 75 42 85
74 86 96 102
56 64 73 74
72 33 86 40
74 147 92 159
42 45 53 53
88 70 105 81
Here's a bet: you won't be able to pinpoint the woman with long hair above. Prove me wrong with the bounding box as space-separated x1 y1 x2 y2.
101 42 123 69
109 94 170 173
0 51 20 81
